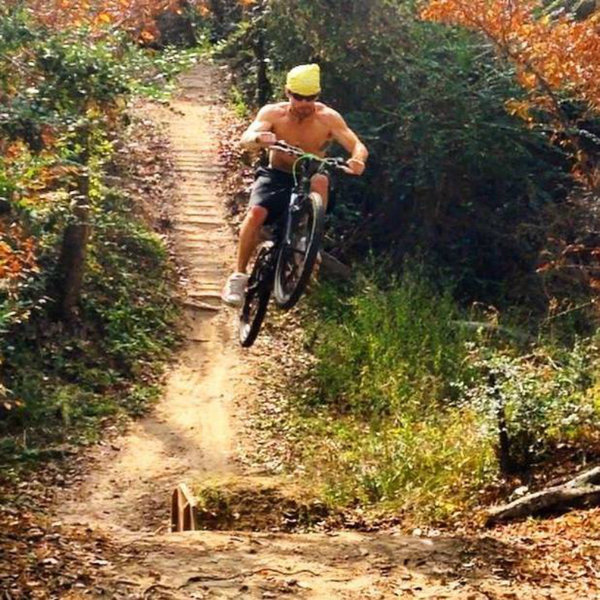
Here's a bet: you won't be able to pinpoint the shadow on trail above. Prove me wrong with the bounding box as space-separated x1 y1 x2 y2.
107 528 529 599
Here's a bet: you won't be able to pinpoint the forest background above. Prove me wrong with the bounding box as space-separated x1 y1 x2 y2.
1 0 600 523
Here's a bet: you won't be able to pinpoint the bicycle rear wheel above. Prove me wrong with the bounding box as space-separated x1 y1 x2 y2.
274 191 325 310
239 246 272 347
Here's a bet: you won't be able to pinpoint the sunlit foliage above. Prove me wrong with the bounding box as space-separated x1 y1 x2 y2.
421 0 600 186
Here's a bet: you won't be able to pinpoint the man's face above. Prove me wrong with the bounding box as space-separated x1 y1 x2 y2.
287 89 318 119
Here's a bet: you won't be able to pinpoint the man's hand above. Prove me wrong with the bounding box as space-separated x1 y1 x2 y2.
254 132 277 147
343 158 366 176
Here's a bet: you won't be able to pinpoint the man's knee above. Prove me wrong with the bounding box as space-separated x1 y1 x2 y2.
310 174 329 194
244 205 268 228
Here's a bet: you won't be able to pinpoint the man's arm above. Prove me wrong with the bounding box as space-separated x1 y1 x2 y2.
240 105 277 150
329 111 368 176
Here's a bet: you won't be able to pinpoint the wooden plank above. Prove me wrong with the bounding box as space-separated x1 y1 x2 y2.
171 483 198 532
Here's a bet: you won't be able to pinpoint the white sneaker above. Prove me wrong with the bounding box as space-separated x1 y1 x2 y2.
221 272 249 307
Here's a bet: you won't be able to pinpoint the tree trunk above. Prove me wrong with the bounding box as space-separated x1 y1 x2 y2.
488 372 522 476
497 403 516 476
56 171 90 323
56 126 91 323
253 30 272 106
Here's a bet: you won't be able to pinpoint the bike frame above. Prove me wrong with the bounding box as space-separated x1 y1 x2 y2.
239 141 347 346
274 141 345 254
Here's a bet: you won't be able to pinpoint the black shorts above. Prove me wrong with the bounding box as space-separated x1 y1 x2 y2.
249 166 295 226
248 166 336 225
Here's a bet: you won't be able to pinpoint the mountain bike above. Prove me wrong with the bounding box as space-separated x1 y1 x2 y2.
239 141 347 347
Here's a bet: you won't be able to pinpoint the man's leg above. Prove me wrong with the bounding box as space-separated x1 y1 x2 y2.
236 205 268 273
222 205 269 307
310 173 329 209
308 174 329 278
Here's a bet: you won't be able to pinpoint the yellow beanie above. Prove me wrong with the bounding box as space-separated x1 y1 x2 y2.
286 64 321 96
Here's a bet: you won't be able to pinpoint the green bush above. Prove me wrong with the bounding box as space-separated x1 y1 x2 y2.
0 6 199 336
310 266 472 416
460 339 600 469
0 6 200 460
0 187 178 453
295 268 600 518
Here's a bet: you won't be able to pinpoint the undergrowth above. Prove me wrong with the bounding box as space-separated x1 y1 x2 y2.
0 184 178 466
289 266 600 524
0 7 200 469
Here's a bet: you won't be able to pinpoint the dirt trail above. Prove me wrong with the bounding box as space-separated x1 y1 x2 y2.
51 63 574 600
59 63 242 536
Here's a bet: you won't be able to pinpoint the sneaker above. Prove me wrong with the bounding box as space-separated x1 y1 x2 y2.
221 272 249 307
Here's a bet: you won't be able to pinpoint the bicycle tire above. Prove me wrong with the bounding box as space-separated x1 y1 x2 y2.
239 246 272 347
274 191 325 310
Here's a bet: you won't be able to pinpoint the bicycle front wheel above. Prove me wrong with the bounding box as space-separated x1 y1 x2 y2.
274 191 325 310
239 246 272 347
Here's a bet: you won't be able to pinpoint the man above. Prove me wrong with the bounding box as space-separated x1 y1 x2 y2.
222 63 368 306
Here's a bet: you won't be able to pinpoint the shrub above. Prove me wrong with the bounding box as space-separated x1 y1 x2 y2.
0 6 198 456
0 187 178 451
297 268 600 517
310 265 472 416
460 338 600 470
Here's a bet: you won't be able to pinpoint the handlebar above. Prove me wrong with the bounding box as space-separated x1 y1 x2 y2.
270 140 349 172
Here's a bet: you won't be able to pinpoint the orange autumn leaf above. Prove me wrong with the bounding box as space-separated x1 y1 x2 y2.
13 0 197 38
505 98 532 121
536 261 555 273
139 29 157 42
95 12 113 24
421 0 600 189
590 278 600 291
421 1 600 110
0 224 37 281
4 142 28 163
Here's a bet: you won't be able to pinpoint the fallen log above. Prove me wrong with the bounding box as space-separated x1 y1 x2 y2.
486 466 600 526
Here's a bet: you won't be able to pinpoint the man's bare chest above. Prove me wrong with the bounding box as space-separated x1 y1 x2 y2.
272 118 332 153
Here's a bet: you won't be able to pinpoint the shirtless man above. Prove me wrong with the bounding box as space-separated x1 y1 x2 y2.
222 63 368 306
